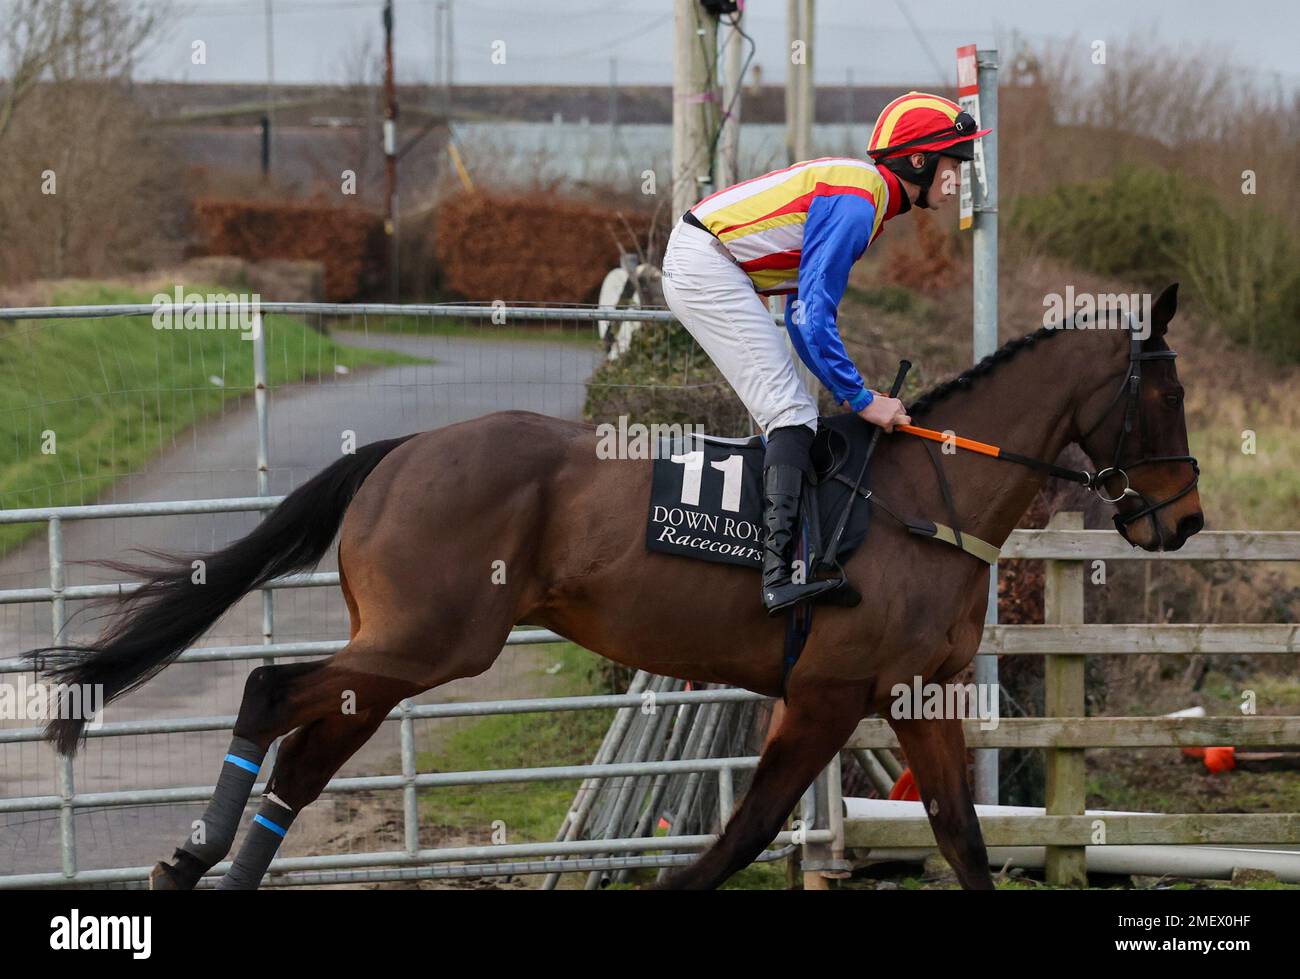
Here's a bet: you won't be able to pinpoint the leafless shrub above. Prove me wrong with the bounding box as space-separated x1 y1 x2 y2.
0 0 177 280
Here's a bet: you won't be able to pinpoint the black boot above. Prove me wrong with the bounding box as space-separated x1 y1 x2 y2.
761 463 845 615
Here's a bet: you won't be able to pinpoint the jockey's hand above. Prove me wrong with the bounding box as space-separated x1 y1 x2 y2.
856 393 911 433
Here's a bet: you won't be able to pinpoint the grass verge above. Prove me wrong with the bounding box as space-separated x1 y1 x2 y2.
415 643 613 848
0 280 423 552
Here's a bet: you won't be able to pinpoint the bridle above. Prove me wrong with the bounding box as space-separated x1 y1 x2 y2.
1073 316 1200 540
892 314 1200 544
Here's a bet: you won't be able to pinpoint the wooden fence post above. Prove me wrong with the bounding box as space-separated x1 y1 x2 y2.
1043 510 1088 887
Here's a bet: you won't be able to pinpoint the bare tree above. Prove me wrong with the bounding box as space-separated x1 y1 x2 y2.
336 32 384 205
0 0 173 280
0 0 161 141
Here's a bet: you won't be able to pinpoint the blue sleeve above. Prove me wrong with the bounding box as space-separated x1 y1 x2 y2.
784 193 877 412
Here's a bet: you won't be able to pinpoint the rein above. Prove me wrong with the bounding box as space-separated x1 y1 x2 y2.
898 317 1200 534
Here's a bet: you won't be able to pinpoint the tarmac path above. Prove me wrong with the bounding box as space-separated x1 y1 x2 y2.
0 329 603 879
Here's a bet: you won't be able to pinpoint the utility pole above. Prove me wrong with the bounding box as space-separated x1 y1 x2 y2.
672 0 718 217
263 0 275 178
785 0 813 163
784 0 797 164
445 0 455 117
717 7 743 187
609 57 618 143
432 0 441 116
972 49 1000 806
779 1 818 437
383 0 398 300
799 0 814 160
433 0 452 117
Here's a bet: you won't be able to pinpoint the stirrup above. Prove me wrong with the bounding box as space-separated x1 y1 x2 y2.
763 575 846 615
813 580 862 608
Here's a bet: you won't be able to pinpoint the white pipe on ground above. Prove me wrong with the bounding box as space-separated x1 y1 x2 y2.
843 797 1300 882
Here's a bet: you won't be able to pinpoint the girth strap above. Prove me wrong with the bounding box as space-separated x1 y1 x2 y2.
912 519 1002 565
921 438 965 554
830 472 1000 566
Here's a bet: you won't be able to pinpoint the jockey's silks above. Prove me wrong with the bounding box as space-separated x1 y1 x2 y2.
687 158 909 413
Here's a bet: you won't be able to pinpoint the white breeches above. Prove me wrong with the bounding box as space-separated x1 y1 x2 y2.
661 219 818 436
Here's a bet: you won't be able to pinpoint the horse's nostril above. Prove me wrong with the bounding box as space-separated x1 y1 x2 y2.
1176 512 1205 539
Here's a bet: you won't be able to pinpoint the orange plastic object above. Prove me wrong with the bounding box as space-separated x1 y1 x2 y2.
1181 745 1236 772
888 768 921 801
1203 745 1237 773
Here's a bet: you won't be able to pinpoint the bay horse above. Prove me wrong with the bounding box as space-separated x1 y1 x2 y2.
30 284 1202 890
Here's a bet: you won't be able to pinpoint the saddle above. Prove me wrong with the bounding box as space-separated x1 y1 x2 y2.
646 414 998 573
645 416 864 571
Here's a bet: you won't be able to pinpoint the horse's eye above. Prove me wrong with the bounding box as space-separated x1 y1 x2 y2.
1164 391 1184 407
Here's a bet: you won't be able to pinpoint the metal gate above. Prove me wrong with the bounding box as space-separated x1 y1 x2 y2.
0 300 839 888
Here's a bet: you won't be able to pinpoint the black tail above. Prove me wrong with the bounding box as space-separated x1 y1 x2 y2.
27 434 416 755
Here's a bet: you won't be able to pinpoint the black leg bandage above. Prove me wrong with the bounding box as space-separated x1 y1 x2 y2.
216 794 296 890
179 735 265 869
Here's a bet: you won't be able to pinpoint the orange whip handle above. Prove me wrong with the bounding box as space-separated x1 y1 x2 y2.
895 423 1003 459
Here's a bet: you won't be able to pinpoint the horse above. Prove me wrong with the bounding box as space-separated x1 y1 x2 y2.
28 283 1203 890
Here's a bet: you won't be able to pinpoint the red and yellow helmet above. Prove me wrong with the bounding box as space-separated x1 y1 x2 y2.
868 91 990 163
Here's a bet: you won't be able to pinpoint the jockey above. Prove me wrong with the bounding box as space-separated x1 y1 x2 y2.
661 92 990 614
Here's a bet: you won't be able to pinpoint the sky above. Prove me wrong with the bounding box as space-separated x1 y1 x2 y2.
136 0 1299 90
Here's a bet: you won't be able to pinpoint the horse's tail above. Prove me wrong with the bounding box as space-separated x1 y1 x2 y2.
29 434 416 756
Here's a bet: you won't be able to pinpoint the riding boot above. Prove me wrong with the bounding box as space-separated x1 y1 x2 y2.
761 463 845 615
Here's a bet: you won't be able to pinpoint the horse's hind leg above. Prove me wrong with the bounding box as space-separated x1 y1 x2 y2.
149 654 421 890
658 681 866 890
888 715 994 890
214 696 403 889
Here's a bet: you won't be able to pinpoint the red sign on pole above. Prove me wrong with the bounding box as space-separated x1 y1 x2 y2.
956 44 985 230
957 44 978 96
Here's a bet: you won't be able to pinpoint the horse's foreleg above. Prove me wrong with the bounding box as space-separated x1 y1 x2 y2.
888 715 994 890
149 655 420 890
657 682 865 890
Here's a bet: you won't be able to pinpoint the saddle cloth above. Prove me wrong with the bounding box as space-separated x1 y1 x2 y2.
645 414 869 571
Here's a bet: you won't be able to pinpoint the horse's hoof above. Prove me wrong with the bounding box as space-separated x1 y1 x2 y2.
148 861 182 890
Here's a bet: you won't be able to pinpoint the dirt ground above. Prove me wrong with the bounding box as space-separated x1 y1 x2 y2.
274 644 563 891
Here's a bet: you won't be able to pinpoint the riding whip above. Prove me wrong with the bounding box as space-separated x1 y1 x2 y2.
820 359 911 571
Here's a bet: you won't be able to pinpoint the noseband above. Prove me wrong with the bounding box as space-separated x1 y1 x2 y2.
1075 317 1200 537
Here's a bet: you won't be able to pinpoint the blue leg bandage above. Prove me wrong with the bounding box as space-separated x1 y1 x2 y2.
216 795 296 890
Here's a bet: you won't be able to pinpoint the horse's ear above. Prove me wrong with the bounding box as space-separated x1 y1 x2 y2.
1149 283 1179 338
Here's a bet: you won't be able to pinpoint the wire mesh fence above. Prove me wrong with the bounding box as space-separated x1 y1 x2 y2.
0 299 810 888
